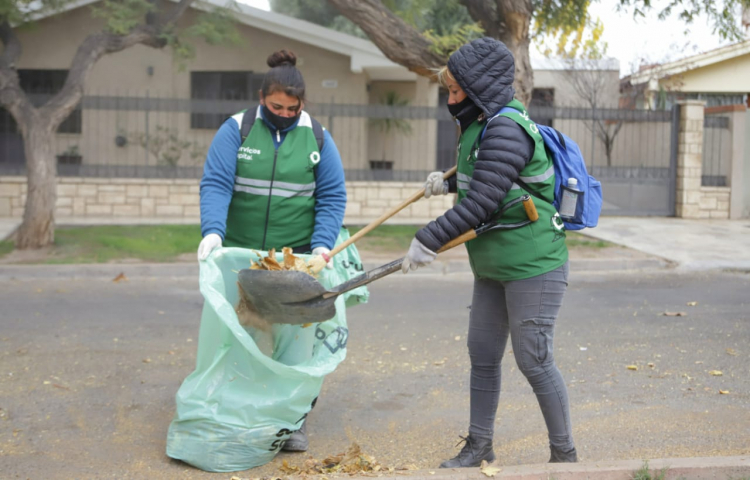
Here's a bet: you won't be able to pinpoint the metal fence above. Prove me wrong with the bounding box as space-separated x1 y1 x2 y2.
702 113 731 187
2 92 679 179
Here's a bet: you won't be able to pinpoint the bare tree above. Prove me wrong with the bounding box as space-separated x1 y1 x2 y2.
0 0 236 249
563 58 623 167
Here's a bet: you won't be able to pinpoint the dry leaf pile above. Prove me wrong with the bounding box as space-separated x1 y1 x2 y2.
278 443 389 476
250 247 315 276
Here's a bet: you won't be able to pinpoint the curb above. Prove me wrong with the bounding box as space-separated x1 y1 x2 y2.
0 262 199 281
362 256 672 276
342 456 750 480
0 256 673 281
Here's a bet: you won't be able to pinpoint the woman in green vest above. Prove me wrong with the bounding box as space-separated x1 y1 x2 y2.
402 38 577 467
197 49 347 453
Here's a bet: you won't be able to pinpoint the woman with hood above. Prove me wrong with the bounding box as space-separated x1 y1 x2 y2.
402 38 577 467
197 49 347 453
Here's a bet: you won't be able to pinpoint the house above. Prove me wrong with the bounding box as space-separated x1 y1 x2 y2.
620 40 750 110
621 40 750 218
1 0 441 179
1 0 626 179
1 1 645 222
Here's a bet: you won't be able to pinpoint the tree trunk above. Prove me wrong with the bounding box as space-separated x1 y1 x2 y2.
497 8 533 106
15 115 57 249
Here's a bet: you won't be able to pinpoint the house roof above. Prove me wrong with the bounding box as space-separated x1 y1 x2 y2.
25 0 417 81
530 57 620 71
628 39 750 85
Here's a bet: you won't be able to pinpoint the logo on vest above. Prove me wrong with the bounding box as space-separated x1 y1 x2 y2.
238 146 261 161
551 213 566 242
309 151 321 164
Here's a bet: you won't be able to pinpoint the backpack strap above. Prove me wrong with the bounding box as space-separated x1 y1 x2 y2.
240 107 325 151
311 117 325 151
240 107 257 142
489 105 549 204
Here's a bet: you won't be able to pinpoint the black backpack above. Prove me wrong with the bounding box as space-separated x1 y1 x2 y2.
240 107 325 151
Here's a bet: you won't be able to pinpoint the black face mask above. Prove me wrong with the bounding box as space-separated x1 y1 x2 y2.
262 105 300 131
447 96 474 117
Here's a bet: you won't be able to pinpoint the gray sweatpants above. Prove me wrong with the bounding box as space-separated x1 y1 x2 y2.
467 262 574 452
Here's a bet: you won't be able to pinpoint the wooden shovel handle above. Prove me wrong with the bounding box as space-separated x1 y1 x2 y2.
437 229 477 253
328 165 458 259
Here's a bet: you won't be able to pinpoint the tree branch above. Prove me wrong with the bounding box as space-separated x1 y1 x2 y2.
0 20 21 67
459 0 500 37
41 0 196 126
327 0 445 77
0 20 32 126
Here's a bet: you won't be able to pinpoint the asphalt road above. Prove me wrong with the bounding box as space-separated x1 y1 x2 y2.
1 268 748 479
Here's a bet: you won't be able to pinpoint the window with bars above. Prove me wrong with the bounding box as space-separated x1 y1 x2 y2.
0 69 82 134
190 71 265 129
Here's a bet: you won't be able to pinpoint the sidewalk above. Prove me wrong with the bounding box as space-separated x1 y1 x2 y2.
581 216 750 272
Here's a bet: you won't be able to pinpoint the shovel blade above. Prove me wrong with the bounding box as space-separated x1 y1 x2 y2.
237 269 337 325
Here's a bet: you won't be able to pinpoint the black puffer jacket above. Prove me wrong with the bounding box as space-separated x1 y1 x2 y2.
416 37 535 252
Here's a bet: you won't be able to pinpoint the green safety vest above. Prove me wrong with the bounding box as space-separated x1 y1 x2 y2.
456 99 568 281
224 107 321 251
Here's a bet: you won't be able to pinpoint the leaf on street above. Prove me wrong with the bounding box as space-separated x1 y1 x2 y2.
709 370 723 376
686 301 698 306
433 359 446 366
627 365 638 371
112 272 128 283
480 460 502 477
719 389 730 394
662 311 687 317
726 348 738 356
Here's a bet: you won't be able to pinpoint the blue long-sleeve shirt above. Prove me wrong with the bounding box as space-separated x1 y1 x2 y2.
200 111 347 250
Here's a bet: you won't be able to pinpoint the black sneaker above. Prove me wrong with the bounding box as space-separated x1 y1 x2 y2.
439 435 495 468
281 421 308 452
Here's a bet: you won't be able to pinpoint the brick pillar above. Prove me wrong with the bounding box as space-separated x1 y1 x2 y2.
675 100 706 218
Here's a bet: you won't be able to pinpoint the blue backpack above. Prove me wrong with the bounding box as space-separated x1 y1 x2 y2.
483 107 603 231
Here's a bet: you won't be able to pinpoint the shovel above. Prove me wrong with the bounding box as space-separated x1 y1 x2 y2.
238 194 539 325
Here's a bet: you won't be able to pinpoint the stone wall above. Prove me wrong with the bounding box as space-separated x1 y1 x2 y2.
0 176 455 225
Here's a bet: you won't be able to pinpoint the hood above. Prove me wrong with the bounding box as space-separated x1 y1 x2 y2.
447 37 516 118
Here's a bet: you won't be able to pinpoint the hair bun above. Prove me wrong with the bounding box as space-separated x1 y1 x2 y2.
267 49 297 68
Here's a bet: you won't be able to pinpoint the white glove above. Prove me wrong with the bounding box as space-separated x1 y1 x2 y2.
197 233 222 261
402 237 437 273
424 171 449 199
312 246 333 270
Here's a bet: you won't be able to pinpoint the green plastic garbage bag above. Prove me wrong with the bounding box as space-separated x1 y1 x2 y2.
166 229 368 472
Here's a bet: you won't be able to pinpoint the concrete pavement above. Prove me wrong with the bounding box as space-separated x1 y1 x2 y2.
581 216 750 272
2 217 749 479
